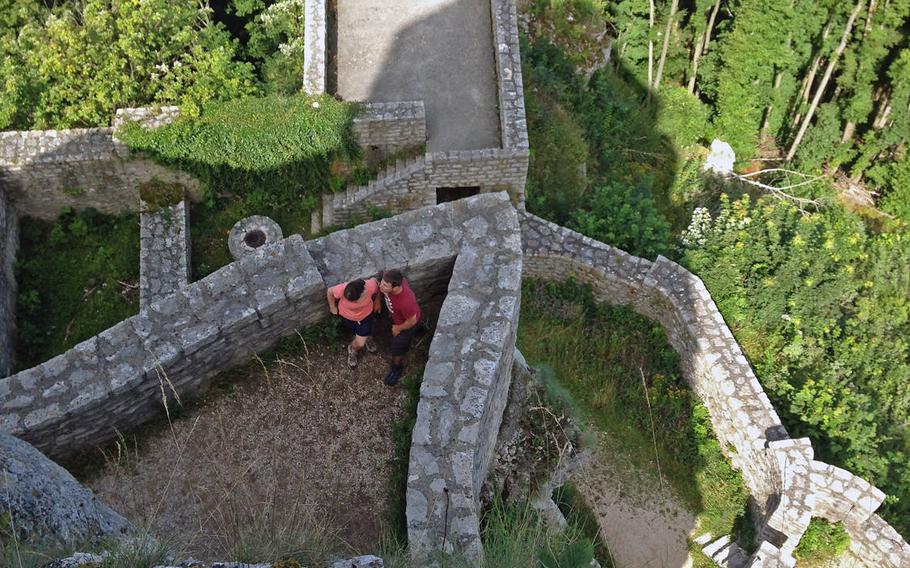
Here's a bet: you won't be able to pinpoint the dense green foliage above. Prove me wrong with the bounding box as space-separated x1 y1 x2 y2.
120 93 360 276
521 0 910 541
683 195 910 532
0 0 257 129
517 278 751 545
14 209 139 370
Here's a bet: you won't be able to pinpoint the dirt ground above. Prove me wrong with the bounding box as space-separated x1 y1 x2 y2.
574 432 698 568
83 313 436 562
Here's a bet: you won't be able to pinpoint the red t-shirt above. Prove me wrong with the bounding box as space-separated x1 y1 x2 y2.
384 279 421 325
332 278 379 322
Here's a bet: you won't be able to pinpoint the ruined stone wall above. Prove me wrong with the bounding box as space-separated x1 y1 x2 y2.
518 211 910 568
139 200 191 308
0 189 17 377
352 102 426 153
303 0 326 95
406 194 522 564
491 0 529 153
0 108 196 220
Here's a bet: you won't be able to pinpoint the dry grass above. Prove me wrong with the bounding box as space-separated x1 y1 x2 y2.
84 334 419 564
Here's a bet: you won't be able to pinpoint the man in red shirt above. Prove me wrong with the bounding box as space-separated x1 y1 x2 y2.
379 269 422 386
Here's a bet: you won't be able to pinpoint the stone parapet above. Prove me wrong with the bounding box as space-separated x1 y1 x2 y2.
139 199 191 308
406 193 522 564
0 234 326 459
353 101 427 153
0 190 17 377
491 0 529 151
518 211 910 568
112 106 181 131
303 0 327 95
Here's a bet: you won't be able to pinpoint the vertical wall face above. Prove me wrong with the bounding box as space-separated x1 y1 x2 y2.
0 190 17 377
0 108 196 221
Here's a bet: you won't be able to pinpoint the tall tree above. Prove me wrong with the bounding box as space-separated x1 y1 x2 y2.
687 0 722 94
712 0 794 158
786 0 865 161
652 0 680 91
837 0 909 143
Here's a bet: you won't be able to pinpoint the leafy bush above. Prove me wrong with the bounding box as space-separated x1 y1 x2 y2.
572 181 672 259
682 195 910 535
0 0 256 129
231 0 306 94
656 86 713 150
794 519 850 563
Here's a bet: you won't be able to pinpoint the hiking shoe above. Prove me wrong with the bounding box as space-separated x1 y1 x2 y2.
365 337 378 354
384 366 403 386
347 344 358 368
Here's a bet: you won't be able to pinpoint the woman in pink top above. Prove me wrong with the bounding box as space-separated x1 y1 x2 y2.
326 277 380 368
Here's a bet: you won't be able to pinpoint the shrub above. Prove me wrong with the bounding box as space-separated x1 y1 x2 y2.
794 519 850 563
571 181 673 259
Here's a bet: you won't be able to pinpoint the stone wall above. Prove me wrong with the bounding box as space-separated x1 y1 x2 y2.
352 101 426 153
491 0 529 152
0 108 196 220
518 211 910 568
0 189 17 377
405 193 522 564
303 0 327 95
139 199 191 308
313 148 530 232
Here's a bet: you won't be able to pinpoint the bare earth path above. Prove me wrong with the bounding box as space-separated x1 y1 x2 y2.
335 0 500 151
84 336 421 561
575 432 697 568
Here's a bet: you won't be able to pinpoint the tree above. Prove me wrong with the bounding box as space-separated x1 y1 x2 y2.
786 0 865 161
0 0 256 129
711 0 795 158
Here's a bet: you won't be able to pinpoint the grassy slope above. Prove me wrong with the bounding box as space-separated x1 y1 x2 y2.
516 278 750 564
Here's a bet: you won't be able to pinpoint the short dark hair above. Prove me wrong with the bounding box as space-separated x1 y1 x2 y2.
344 279 366 301
382 269 404 287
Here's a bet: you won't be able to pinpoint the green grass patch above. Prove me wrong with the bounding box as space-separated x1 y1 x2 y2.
516 278 751 552
794 519 850 566
14 209 140 370
119 93 365 278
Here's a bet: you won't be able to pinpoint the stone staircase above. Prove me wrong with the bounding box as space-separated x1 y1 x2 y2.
311 153 428 233
697 533 751 568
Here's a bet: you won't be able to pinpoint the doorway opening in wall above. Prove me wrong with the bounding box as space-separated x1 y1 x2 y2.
436 186 480 204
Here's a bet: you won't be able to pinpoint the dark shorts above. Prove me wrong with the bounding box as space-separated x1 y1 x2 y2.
390 324 419 356
342 313 375 337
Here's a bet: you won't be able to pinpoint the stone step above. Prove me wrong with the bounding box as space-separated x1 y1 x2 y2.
703 535 731 558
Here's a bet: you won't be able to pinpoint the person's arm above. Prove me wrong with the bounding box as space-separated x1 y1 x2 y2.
392 314 418 336
326 287 339 315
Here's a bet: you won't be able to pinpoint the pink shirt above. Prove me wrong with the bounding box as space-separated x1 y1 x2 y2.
332 278 379 322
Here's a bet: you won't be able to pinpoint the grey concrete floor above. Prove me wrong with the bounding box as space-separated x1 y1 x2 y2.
335 0 501 152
